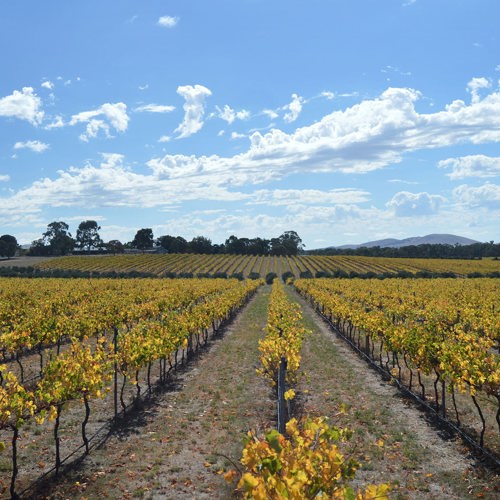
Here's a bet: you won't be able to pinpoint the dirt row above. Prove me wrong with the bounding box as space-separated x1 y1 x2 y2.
10 284 499 499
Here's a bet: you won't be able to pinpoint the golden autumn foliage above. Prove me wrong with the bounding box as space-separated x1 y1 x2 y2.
234 417 390 499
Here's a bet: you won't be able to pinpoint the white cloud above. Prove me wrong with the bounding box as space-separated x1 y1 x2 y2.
283 93 304 123
158 135 171 143
0 153 249 223
388 179 419 185
174 84 212 138
320 91 335 100
80 120 109 142
381 65 412 77
231 132 247 140
337 91 359 98
466 77 490 103
140 82 500 188
64 214 106 223
438 155 500 179
69 102 129 141
453 183 500 209
216 105 250 124
134 103 176 113
262 109 279 120
13 140 49 153
45 115 65 129
4 81 500 241
251 188 370 206
0 87 44 125
158 16 178 28
0 174 10 182
386 191 445 216
41 80 54 90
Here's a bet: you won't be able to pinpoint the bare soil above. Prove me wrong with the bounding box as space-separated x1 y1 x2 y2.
0 256 54 267
2 284 499 499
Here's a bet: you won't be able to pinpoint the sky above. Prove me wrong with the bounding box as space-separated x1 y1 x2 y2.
1 0 499 249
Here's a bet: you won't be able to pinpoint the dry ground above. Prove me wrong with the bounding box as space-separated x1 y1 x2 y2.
0 256 54 267
2 284 499 499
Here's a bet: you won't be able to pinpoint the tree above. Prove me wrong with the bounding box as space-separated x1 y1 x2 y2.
28 239 50 256
225 235 271 255
189 236 213 254
75 220 104 253
132 228 154 252
271 231 304 256
157 235 188 253
225 235 248 254
42 221 75 256
0 234 18 259
106 240 124 255
247 237 271 255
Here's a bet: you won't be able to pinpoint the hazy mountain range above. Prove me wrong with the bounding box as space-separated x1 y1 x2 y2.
335 234 480 250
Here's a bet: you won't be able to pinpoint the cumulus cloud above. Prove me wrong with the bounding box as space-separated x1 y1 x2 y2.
174 85 212 138
13 140 49 153
466 77 490 103
0 87 44 125
45 115 65 129
283 93 304 123
41 80 54 90
0 174 10 182
157 16 178 28
69 102 129 141
386 191 446 216
0 153 249 223
135 103 175 113
216 105 250 124
4 81 500 240
453 183 500 209
140 82 500 187
438 155 500 179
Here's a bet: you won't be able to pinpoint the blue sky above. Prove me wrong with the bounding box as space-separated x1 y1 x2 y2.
1 0 499 248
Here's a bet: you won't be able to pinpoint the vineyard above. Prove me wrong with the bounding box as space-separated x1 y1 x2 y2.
25 253 500 278
0 269 499 497
0 277 260 497
295 278 500 455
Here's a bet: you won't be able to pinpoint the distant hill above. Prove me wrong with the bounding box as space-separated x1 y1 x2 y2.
335 234 480 250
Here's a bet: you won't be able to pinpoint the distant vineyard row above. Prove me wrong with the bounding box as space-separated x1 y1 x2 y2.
31 253 500 278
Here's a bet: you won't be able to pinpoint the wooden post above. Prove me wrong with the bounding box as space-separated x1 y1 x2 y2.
277 356 287 434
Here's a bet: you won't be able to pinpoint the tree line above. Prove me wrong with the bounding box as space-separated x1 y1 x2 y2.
2 220 498 260
1 221 304 257
308 241 500 259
